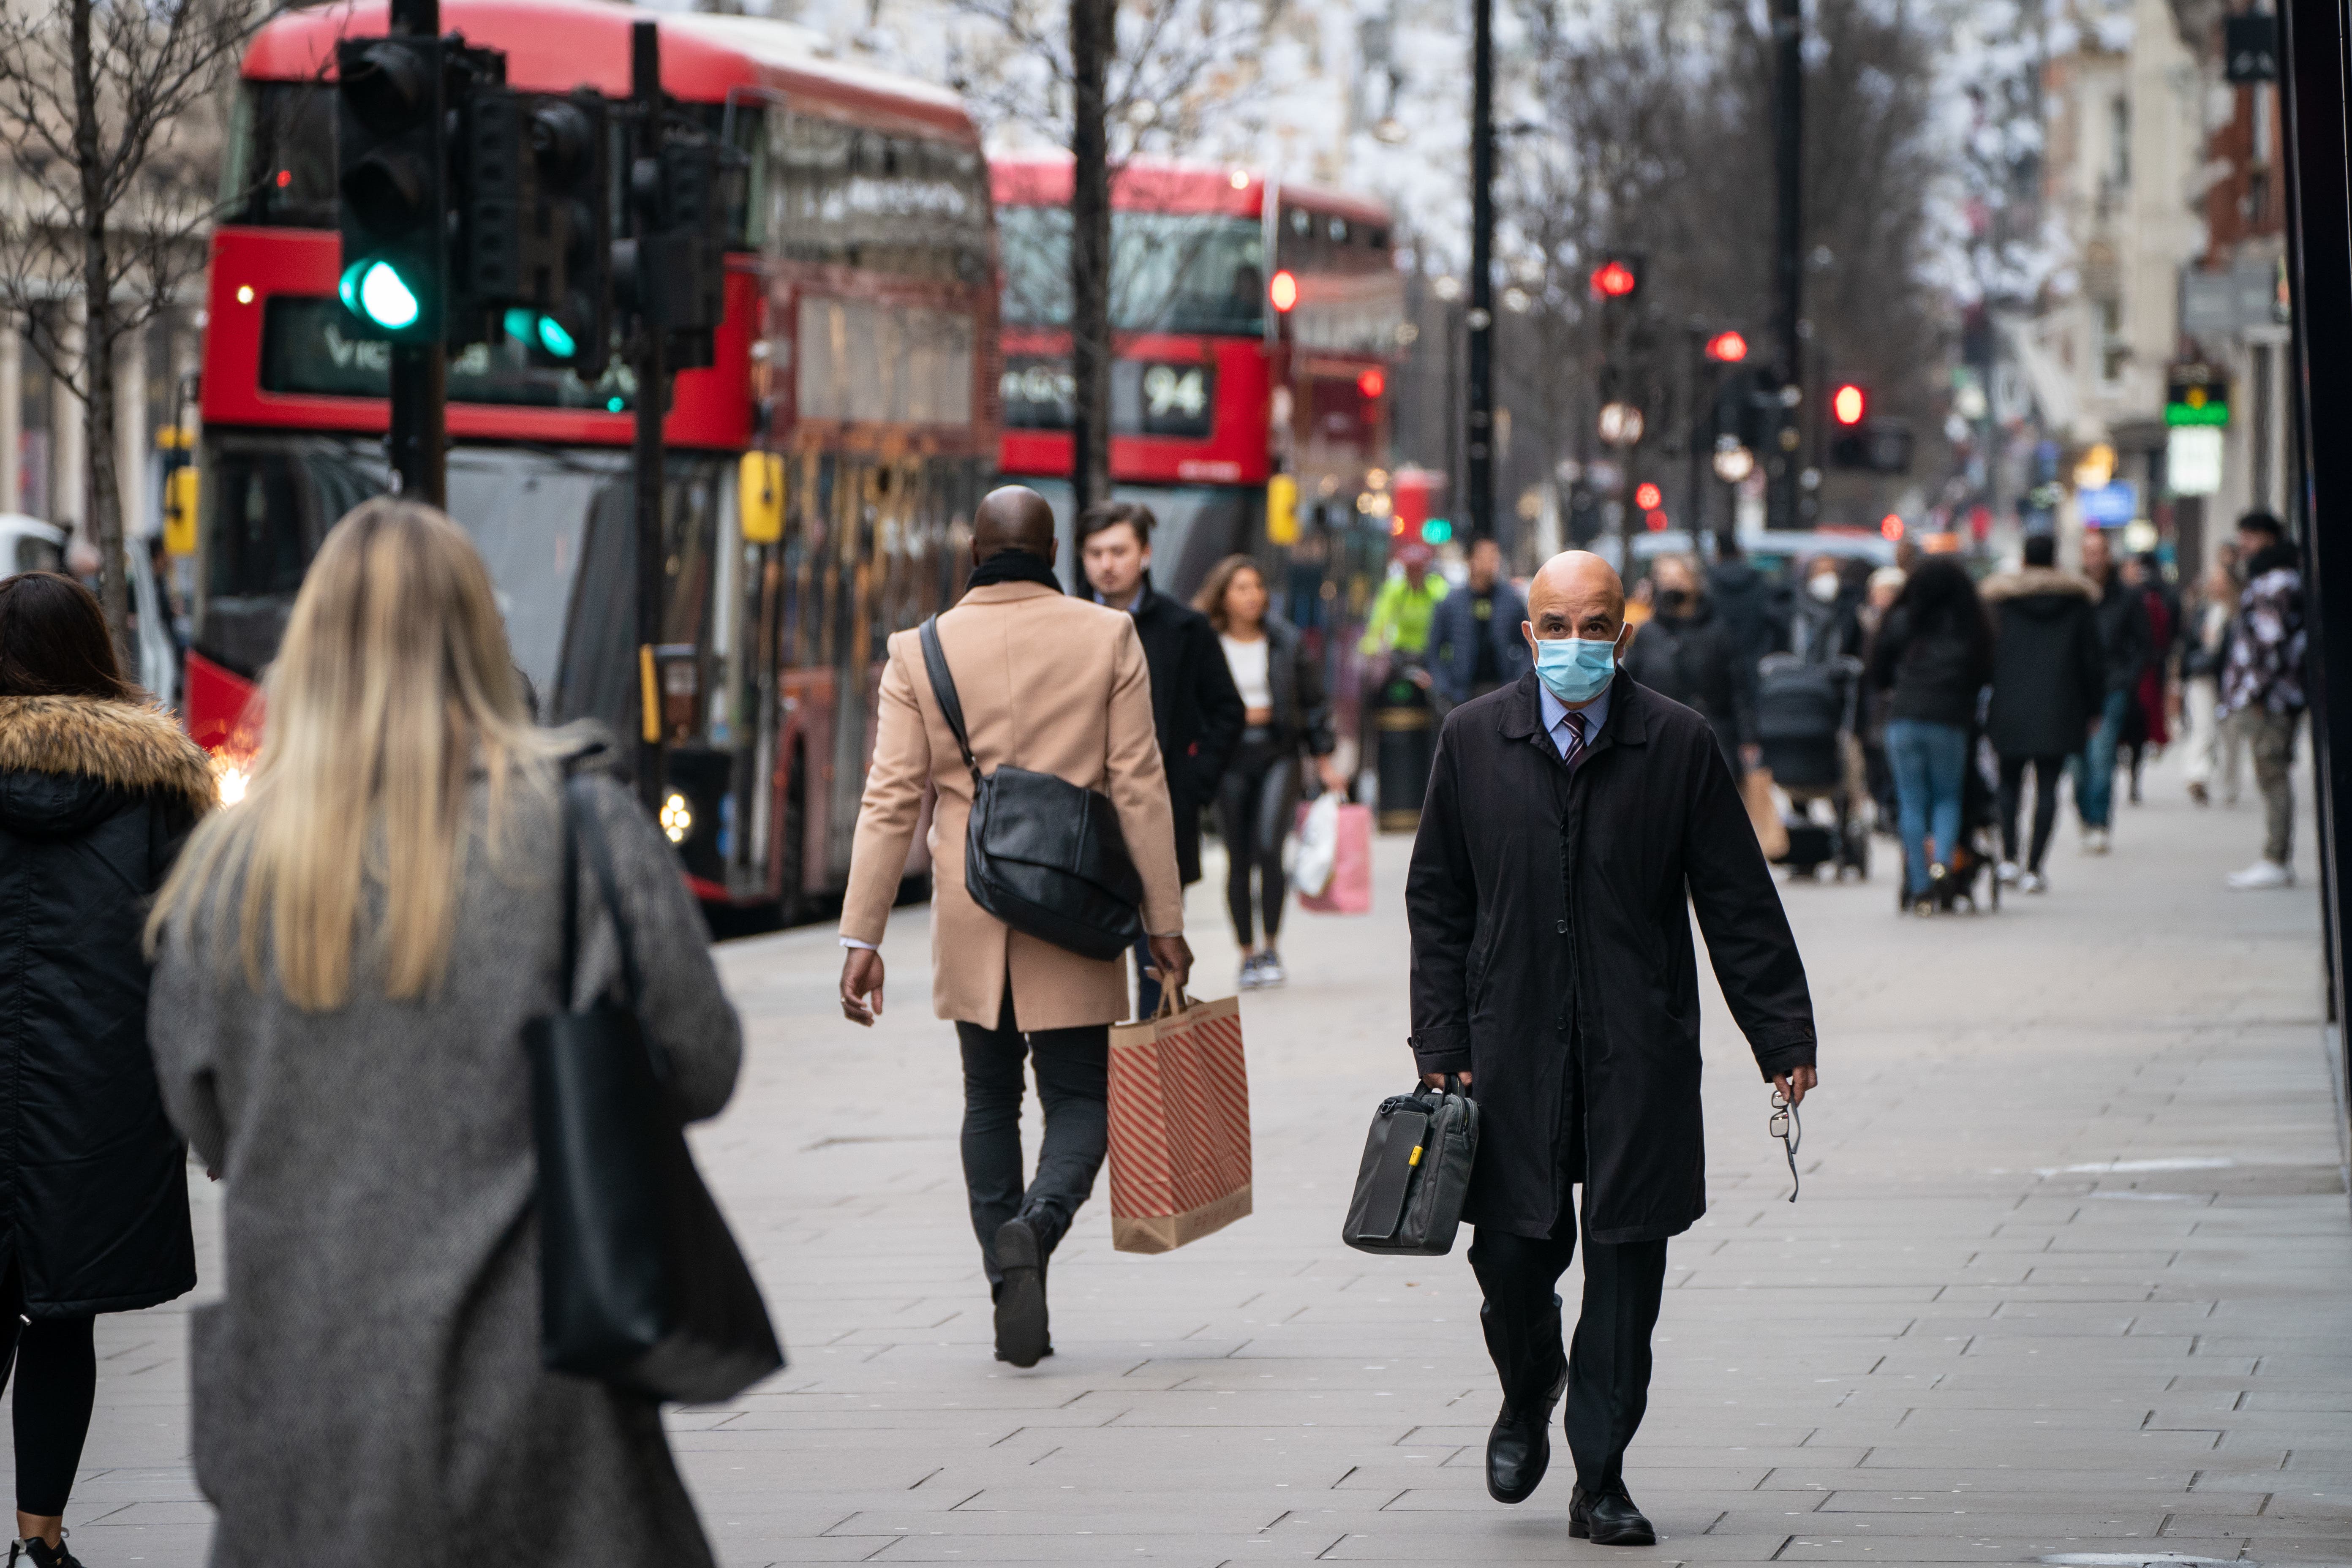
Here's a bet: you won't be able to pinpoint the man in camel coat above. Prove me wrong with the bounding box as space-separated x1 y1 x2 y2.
838 485 1191 1367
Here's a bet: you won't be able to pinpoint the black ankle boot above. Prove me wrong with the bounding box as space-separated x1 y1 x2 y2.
1480 1296 1568 1504
992 1217 1051 1368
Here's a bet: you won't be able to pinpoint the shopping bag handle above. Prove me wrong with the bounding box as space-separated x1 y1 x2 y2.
1150 984 1196 1020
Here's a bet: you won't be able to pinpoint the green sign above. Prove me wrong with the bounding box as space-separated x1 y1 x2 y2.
2165 365 2229 427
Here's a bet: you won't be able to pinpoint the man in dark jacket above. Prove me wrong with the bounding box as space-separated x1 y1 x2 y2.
1429 536 1532 706
1405 550 1819 1546
1705 531 1774 674
1981 534 2103 892
1080 501 1244 1012
2070 529 2151 854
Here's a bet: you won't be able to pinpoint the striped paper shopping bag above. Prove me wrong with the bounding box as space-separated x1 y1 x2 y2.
1106 993 1252 1253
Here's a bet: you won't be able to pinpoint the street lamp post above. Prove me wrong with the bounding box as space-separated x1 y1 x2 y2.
1767 0 1803 530
1467 0 1495 544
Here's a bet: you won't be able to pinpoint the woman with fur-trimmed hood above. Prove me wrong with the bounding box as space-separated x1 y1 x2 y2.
0 571 209 1568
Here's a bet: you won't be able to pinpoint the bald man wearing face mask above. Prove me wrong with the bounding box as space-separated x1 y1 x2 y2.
1403 552 1820 1544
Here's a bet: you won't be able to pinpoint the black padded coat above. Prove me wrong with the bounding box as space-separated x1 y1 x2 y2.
1404 671 1818 1243
0 694 209 1315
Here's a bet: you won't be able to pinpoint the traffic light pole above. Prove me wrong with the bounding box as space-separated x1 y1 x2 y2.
387 347 446 505
386 0 446 506
1766 0 1803 531
629 20 667 816
1465 0 1495 545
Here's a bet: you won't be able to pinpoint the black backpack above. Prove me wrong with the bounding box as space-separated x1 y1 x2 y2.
918 616 1146 961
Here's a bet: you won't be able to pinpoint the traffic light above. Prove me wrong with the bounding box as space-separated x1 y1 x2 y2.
616 137 731 369
336 35 449 341
1830 418 1915 473
460 88 612 376
1704 330 1748 363
1590 256 1641 299
1831 383 1867 425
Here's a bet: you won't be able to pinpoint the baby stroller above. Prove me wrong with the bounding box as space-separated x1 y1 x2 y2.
1900 731 2003 914
1756 653 1868 881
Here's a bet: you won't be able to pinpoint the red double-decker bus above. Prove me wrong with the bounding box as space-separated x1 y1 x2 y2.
989 157 1405 693
191 0 998 917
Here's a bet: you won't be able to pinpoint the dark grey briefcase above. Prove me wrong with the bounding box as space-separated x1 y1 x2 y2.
1341 1076 1479 1255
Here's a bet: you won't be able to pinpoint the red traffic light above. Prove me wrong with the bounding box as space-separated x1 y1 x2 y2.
1269 270 1299 312
1357 366 1386 399
1704 330 1748 363
1633 482 1663 511
1644 509 1670 532
1832 384 1867 425
1590 259 1638 299
1880 513 1905 541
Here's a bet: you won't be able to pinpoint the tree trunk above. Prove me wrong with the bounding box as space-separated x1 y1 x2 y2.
70 0 129 656
1067 0 1113 513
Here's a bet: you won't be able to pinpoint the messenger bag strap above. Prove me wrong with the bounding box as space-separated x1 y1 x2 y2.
918 616 984 788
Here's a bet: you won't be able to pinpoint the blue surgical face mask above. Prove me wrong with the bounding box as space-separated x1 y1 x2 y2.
1533 634 1618 704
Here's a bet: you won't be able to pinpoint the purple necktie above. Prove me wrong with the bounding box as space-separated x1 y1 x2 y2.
1560 708 1586 762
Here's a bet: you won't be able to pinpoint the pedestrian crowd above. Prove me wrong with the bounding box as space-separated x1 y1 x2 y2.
0 484 2308 1566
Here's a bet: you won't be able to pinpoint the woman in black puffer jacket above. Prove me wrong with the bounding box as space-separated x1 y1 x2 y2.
1868 558 1994 910
0 572 209 1567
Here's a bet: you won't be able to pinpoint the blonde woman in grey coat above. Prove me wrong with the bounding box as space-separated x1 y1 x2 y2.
147 499 743 1567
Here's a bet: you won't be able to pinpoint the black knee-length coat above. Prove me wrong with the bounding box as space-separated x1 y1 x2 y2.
1405 670 1817 1243
0 694 209 1315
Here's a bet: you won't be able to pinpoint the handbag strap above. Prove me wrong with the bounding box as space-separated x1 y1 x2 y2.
563 773 646 1011
918 616 984 788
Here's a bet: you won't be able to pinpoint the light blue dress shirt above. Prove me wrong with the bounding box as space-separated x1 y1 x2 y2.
1537 681 1612 761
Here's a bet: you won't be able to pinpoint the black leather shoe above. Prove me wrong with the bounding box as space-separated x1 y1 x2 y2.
1570 1486 1657 1546
1484 1362 1570 1504
992 1217 1050 1368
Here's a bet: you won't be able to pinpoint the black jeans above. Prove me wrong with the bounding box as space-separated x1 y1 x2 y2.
1468 1210 1668 1495
0 1269 95 1516
1997 753 2067 873
1218 727 1300 949
956 994 1111 1292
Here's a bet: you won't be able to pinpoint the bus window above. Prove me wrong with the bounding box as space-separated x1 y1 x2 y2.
221 83 339 229
768 112 991 286
997 207 1265 337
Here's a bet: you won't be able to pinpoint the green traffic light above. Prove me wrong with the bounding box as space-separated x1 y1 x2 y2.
535 316 577 359
1422 518 1453 544
340 259 420 331
503 307 536 341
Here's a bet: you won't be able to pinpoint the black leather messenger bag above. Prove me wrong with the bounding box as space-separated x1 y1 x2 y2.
918 616 1146 961
1341 1075 1480 1255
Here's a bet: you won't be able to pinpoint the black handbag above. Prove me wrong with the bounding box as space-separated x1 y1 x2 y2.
525 776 785 1404
918 615 1145 961
1341 1076 1479 1255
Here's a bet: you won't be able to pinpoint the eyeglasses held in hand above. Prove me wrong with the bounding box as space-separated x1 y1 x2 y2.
1769 1089 1801 1203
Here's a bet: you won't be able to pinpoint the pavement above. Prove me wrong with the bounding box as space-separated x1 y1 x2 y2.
39 743 2352 1566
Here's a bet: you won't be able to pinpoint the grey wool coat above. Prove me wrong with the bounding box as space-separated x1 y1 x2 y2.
148 769 743 1568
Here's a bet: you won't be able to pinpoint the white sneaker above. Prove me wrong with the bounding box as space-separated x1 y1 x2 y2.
2082 828 2111 855
2020 871 2048 894
1236 956 1265 990
1996 860 2020 885
2227 860 2294 890
1258 953 1287 988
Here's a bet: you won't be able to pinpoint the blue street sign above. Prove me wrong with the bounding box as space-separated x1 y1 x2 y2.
2080 482 2138 527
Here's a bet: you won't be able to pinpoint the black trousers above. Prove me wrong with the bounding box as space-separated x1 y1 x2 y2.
1997 753 2067 873
1218 728 1300 949
956 994 1111 1292
0 1269 95 1516
1468 1209 1668 1495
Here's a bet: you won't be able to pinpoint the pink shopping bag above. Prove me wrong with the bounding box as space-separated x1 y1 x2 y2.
1298 801 1372 915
